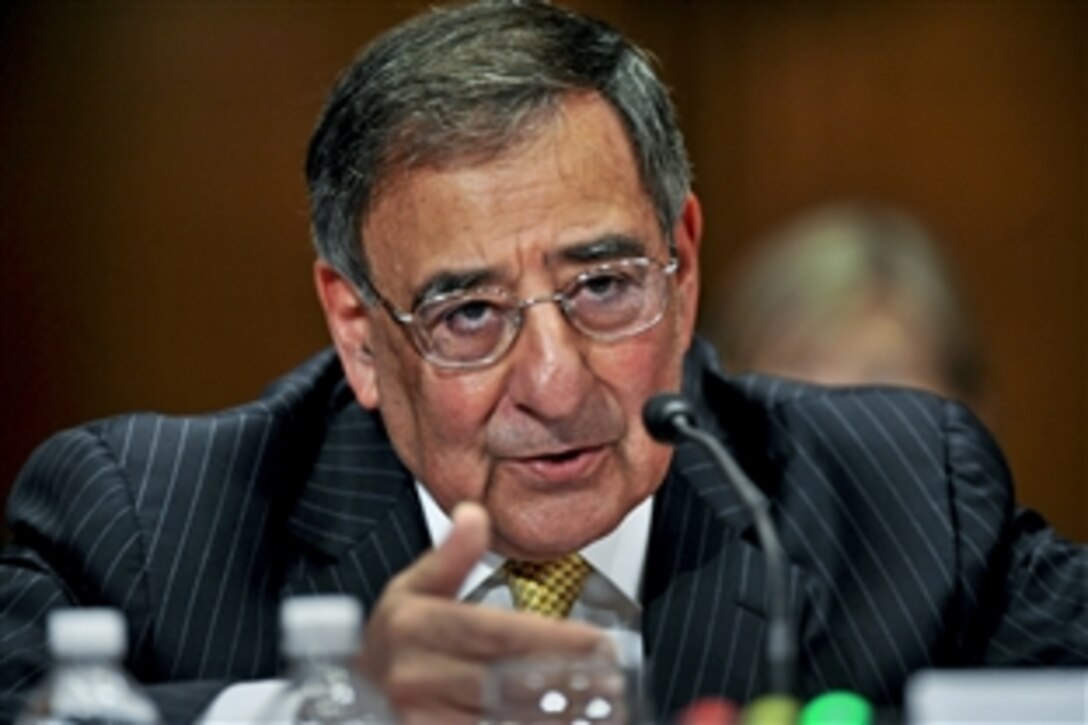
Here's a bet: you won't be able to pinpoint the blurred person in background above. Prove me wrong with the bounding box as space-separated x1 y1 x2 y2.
709 202 987 412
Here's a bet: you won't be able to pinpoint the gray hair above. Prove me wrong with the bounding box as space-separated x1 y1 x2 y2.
305 0 691 297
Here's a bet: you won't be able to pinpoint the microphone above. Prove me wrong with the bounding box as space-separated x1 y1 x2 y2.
643 393 798 699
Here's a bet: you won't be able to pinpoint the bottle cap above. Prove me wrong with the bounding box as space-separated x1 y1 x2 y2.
47 608 127 660
280 594 363 658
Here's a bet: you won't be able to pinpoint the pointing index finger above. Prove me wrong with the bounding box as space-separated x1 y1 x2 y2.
394 501 491 599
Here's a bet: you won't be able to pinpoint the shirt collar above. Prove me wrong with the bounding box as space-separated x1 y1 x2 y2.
416 482 652 605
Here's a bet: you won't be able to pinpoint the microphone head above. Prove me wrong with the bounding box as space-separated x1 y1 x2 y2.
642 393 697 443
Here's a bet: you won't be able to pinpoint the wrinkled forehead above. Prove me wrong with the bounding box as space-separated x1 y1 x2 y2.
364 91 596 227
360 95 662 298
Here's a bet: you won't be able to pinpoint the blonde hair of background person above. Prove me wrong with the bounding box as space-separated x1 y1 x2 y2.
710 202 987 409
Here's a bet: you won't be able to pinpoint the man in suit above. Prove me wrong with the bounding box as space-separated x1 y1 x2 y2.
2 1 1084 723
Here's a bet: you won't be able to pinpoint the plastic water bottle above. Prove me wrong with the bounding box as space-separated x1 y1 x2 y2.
17 607 160 724
263 594 392 724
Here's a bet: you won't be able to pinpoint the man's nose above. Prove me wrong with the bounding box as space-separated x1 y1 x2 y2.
503 299 593 421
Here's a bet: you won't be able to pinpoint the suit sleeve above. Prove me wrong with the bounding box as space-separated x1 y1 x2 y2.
944 401 1088 665
0 427 227 724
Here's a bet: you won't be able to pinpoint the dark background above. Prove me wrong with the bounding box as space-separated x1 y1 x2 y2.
1 2 1084 541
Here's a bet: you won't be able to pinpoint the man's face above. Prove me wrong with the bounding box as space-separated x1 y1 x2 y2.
324 94 701 559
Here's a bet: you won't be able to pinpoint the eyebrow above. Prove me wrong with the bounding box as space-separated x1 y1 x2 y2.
412 268 500 310
556 234 648 264
410 233 651 309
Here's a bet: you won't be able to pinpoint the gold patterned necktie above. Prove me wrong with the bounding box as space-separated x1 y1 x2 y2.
503 553 591 619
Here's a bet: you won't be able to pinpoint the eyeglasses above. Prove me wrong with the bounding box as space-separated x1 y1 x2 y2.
363 256 679 369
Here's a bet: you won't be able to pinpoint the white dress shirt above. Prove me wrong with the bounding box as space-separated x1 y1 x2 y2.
417 482 651 665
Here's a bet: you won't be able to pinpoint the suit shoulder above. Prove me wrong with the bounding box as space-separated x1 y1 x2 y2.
728 374 981 443
93 348 344 446
717 374 1012 503
13 349 347 507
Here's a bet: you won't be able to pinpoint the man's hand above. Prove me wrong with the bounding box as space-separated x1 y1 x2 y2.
358 502 609 723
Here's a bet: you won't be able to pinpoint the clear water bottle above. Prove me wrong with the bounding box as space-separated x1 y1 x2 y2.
17 607 160 724
263 594 392 724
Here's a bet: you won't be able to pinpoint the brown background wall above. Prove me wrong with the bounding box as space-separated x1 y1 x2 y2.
1 2 1084 541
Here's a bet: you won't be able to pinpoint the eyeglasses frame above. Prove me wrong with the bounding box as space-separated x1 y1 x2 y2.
358 255 680 370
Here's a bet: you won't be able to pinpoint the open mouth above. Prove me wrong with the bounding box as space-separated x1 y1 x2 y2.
510 445 608 485
538 449 586 463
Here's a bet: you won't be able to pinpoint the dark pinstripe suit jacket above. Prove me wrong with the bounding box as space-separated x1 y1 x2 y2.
2 340 1085 722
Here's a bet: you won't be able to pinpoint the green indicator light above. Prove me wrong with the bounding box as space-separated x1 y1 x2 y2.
799 690 873 725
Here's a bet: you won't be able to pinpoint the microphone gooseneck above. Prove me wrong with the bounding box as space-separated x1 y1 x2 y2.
643 393 797 698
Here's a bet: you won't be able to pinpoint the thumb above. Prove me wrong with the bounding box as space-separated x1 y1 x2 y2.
400 500 490 598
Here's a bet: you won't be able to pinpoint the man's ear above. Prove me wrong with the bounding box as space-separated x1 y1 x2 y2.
313 260 381 409
671 193 703 339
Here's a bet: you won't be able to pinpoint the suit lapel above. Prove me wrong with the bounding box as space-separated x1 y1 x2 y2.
282 379 431 616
